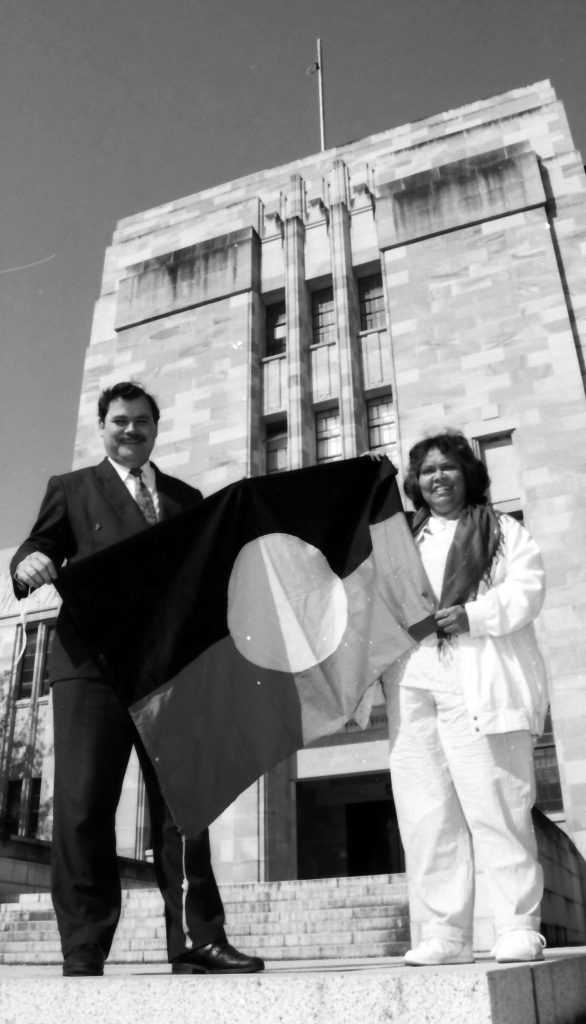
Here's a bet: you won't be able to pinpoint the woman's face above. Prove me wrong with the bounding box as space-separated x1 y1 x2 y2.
418 447 467 519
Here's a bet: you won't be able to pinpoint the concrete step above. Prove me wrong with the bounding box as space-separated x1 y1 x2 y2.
209 873 409 896
2 953 586 1024
0 901 408 924
0 921 409 947
0 920 408 946
0 875 410 965
0 923 409 949
10 875 408 908
0 934 411 961
0 942 409 966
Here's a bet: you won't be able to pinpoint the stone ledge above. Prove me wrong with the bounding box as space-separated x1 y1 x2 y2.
1 952 586 1024
375 146 546 250
114 228 261 330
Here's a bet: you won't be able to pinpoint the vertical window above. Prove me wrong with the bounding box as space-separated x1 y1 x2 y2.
366 395 395 452
316 408 342 464
39 624 55 697
265 301 287 356
477 432 522 519
534 709 564 814
27 778 43 838
358 274 385 332
15 621 55 700
5 619 54 843
15 627 38 700
265 421 288 474
311 288 336 345
4 780 23 836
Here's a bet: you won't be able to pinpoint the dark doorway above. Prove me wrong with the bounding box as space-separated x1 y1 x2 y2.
346 799 404 876
297 772 404 879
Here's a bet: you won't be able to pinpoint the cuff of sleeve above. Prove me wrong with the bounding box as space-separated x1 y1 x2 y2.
465 600 486 638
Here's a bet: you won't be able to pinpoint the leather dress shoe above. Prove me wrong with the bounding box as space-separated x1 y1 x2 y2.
171 941 264 974
63 944 105 976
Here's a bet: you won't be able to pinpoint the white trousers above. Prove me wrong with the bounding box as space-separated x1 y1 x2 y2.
386 683 543 942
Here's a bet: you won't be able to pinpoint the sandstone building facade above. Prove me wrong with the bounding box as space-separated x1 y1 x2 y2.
1 81 585 898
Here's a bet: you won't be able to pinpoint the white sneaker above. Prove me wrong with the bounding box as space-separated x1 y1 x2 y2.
404 938 474 966
492 930 546 963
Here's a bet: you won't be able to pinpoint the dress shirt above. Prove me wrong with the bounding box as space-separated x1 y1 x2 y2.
107 458 160 520
418 516 458 601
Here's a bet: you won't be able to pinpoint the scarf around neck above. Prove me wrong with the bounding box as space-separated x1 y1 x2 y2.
410 503 503 639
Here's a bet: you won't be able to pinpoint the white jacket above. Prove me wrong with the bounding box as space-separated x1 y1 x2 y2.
382 513 549 737
460 513 548 736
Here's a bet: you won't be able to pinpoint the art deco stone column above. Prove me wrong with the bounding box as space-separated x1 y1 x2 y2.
328 159 367 457
284 174 313 469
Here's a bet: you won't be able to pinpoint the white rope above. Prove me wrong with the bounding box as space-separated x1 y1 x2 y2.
181 834 194 949
14 592 31 666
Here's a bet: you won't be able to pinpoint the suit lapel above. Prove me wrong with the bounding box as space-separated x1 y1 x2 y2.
93 459 187 527
94 458 148 533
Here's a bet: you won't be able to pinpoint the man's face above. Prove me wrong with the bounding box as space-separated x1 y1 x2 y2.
99 396 158 469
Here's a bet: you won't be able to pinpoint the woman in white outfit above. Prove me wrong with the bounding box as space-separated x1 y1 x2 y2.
383 430 548 966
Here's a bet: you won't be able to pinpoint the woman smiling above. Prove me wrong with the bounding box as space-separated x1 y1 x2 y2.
383 430 548 966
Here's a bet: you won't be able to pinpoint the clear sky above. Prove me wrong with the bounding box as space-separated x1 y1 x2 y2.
2 0 585 549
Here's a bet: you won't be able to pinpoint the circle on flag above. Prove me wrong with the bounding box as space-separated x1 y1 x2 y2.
227 533 348 673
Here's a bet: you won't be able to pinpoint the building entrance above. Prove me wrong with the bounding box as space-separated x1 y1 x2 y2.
296 771 404 880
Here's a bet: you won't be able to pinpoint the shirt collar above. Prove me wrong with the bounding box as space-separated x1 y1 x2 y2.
420 514 459 537
108 457 155 489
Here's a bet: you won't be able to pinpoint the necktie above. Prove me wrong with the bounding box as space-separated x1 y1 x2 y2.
129 468 158 526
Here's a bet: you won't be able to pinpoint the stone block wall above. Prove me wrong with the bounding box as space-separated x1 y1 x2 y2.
4 79 583 883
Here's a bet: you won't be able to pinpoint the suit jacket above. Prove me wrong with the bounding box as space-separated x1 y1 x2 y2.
10 458 203 682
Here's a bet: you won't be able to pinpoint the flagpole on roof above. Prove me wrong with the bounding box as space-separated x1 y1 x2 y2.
307 39 326 151
316 39 326 151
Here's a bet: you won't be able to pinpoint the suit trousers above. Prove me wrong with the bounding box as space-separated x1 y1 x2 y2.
51 677 226 959
386 683 543 943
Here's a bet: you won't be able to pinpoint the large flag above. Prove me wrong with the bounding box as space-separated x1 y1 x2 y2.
55 456 434 838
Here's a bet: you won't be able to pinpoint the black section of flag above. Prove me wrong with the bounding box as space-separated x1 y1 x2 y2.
130 635 305 837
55 456 402 705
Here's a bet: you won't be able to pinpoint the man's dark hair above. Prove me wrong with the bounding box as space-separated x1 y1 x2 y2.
403 430 491 509
97 382 160 424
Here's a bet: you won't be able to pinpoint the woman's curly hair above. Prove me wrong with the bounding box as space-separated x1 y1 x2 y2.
403 430 491 510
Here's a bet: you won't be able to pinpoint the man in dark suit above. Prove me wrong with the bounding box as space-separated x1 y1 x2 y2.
11 381 264 977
